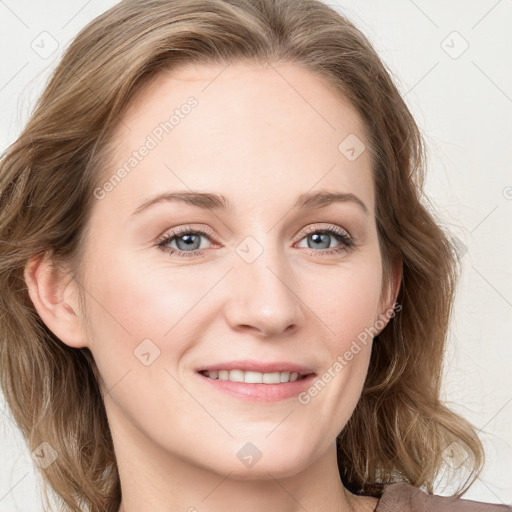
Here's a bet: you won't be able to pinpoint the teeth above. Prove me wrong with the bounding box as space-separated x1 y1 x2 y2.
202 369 303 383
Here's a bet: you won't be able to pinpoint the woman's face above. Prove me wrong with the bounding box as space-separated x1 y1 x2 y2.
76 62 397 479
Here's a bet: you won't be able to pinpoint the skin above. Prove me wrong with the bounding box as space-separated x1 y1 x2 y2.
25 61 401 512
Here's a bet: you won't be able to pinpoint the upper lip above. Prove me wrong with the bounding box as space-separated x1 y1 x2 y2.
196 359 316 375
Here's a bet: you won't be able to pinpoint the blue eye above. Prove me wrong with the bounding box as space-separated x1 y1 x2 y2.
157 226 214 257
156 224 354 258
297 225 354 254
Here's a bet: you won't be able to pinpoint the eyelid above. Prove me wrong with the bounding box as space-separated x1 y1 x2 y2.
163 224 215 238
300 223 352 239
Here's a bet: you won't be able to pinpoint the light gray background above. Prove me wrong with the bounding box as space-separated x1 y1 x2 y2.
1 0 511 510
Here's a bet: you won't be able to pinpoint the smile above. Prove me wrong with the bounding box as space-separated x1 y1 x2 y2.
199 369 309 384
196 370 316 402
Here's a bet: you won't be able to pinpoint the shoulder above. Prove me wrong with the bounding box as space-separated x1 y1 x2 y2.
375 482 512 512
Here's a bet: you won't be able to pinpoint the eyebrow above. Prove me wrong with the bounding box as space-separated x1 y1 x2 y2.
130 189 369 217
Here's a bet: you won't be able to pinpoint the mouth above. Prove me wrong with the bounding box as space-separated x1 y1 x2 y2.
198 369 311 383
195 362 317 402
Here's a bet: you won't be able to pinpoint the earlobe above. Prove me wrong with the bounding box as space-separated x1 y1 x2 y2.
24 252 89 349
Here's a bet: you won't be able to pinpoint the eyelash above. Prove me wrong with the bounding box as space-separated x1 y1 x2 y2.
156 224 354 258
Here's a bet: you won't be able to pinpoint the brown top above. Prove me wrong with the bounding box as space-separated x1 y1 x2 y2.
374 483 512 512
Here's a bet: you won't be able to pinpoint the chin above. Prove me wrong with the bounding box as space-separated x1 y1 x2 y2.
205 443 314 481
223 460 307 481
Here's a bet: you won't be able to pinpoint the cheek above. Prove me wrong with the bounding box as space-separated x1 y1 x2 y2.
79 247 230 392
307 259 383 346
300 255 382 413
84 249 212 339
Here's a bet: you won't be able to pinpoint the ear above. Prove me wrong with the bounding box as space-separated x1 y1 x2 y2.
375 252 403 333
24 252 89 349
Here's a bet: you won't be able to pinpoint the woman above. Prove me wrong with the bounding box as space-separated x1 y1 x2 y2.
0 0 509 511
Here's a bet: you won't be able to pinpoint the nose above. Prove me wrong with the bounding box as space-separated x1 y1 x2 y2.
223 240 305 338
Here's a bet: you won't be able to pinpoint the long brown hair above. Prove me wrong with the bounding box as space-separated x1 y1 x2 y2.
0 0 484 510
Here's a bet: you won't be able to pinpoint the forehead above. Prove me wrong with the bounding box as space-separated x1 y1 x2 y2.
96 61 374 218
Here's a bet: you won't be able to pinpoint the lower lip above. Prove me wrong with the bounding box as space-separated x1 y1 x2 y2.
196 372 316 402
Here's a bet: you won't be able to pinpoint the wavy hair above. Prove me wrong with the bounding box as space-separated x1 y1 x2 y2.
0 0 484 510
